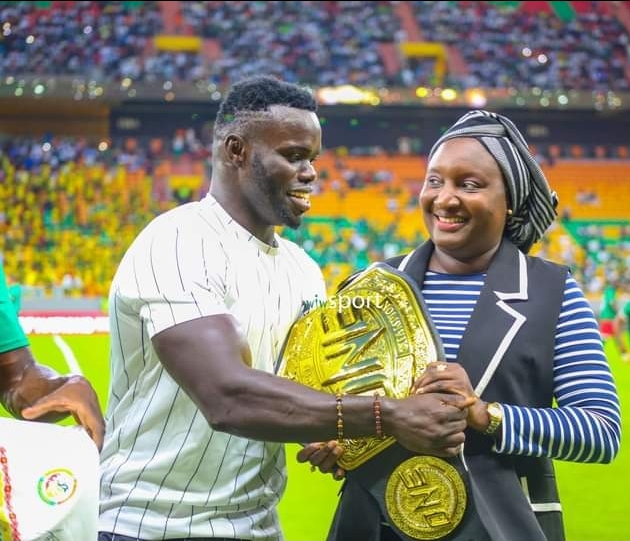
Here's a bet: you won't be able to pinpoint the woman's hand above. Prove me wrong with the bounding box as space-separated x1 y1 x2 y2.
297 440 346 480
411 361 489 433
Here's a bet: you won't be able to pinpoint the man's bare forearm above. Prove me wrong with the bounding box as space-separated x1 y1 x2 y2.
0 346 67 420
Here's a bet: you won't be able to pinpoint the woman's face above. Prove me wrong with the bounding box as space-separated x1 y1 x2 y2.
420 137 509 264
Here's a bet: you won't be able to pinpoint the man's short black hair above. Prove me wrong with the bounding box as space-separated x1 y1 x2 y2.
214 75 318 135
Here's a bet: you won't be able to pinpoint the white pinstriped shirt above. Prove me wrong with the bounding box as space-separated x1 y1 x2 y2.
99 194 326 540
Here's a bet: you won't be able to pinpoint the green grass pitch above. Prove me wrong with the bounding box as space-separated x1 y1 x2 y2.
2 334 628 541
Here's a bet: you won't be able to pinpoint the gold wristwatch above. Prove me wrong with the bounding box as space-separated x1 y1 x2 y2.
484 402 503 435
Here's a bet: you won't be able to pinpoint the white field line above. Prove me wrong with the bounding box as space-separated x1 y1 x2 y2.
52 335 83 375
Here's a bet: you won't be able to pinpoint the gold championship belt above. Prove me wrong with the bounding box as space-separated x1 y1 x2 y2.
277 263 468 540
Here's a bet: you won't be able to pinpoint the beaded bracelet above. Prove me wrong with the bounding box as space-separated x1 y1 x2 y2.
373 392 383 438
335 393 344 441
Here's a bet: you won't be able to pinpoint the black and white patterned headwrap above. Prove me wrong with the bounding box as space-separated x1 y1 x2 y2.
428 110 559 253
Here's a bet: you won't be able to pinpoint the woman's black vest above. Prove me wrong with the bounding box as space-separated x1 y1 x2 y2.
327 238 568 541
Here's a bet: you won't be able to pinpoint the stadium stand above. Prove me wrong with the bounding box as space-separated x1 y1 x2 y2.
2 0 629 91
0 0 629 307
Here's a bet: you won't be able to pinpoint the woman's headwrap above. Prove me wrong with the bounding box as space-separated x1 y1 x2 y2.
428 110 559 253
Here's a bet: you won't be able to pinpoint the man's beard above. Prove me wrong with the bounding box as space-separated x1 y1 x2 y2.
251 154 299 228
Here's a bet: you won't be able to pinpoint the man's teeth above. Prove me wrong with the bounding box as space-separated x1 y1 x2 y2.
288 192 310 201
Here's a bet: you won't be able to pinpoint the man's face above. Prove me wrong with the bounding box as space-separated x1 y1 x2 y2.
241 106 322 231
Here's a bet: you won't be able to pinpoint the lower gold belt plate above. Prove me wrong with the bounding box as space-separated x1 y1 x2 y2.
385 456 467 540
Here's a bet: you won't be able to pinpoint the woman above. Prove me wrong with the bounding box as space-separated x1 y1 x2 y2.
302 110 621 541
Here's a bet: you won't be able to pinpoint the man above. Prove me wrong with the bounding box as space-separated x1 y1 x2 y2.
0 259 104 539
0 261 104 446
98 75 471 541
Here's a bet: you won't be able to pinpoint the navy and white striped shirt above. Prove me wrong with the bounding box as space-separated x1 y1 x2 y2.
422 271 621 463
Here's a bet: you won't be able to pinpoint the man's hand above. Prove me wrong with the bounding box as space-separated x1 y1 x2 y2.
387 391 469 457
300 388 470 474
21 375 105 451
1 347 105 450
411 361 490 434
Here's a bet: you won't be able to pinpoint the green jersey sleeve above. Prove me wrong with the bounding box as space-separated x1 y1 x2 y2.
0 263 29 353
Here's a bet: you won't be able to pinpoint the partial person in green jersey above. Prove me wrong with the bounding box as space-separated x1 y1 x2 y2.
615 297 630 361
0 260 104 449
598 283 618 339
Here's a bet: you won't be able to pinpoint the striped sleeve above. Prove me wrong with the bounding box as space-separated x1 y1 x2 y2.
496 273 622 463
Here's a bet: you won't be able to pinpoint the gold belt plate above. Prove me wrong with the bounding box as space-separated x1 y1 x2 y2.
277 262 443 470
385 456 467 540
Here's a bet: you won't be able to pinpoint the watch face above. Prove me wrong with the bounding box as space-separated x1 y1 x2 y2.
488 403 501 416
485 403 503 434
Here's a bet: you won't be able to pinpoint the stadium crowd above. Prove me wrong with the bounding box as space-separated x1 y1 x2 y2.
1 1 628 91
1 133 628 305
0 0 629 306
408 1 629 90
